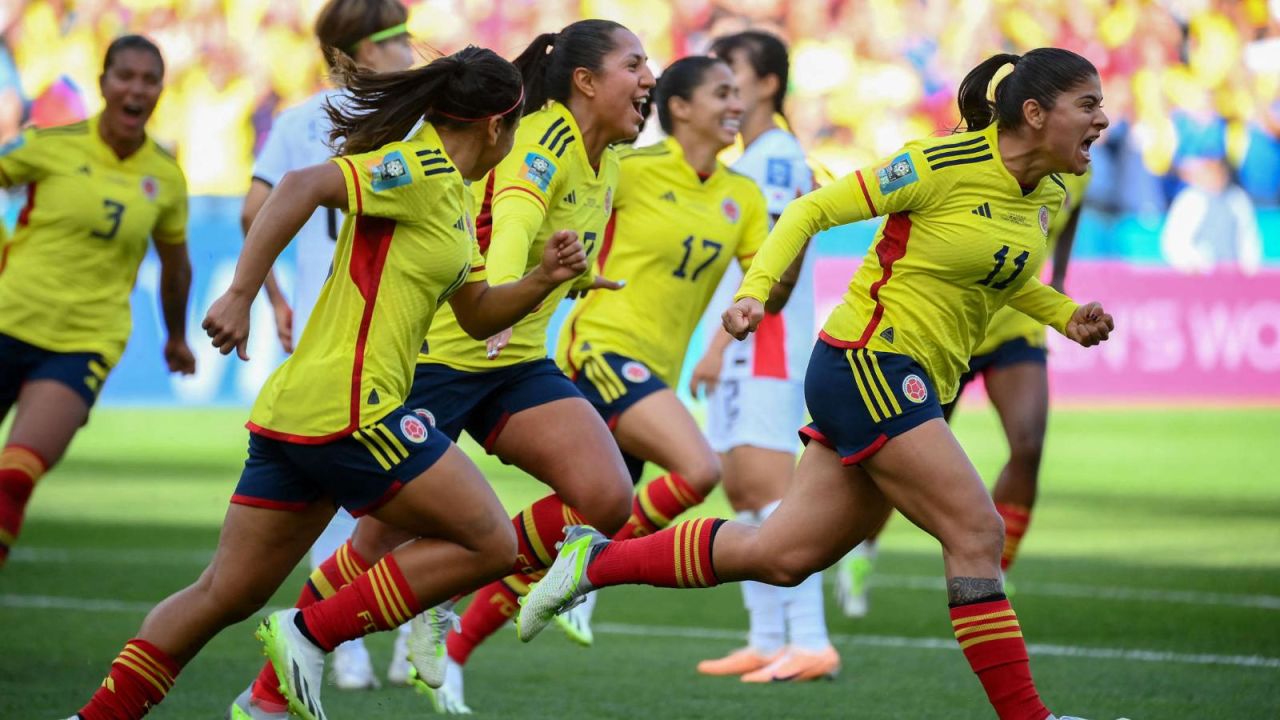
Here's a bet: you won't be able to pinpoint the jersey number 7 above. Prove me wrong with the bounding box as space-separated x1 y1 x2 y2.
977 245 1029 290
673 236 723 282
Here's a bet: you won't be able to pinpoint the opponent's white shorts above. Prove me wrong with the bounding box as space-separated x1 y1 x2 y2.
705 377 806 455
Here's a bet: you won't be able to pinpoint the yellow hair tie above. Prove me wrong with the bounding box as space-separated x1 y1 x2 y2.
987 61 1016 102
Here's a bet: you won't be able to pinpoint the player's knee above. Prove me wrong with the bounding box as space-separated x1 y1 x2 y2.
1007 432 1044 474
946 510 1005 564
477 522 518 577
758 548 823 587
677 453 721 496
586 480 633 534
197 570 271 625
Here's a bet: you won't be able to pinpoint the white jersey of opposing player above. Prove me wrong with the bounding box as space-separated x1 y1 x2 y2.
704 127 815 382
252 89 347 345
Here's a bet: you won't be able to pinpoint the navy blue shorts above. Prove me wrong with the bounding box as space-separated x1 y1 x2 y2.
800 341 944 466
954 337 1047 399
407 358 583 452
568 353 668 483
0 332 111 416
232 405 451 516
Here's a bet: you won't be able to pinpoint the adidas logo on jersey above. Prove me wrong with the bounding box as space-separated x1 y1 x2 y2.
879 327 895 344
453 217 466 231
563 190 577 205
660 190 677 203
971 202 992 218
368 389 380 405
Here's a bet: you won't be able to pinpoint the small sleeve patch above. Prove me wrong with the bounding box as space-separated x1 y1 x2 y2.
765 157 792 187
520 152 557 192
876 153 918 194
368 150 412 192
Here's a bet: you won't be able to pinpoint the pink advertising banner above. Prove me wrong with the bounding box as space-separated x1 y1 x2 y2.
814 260 1280 403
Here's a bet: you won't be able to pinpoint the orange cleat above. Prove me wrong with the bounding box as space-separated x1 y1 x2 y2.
696 647 784 676
740 645 841 683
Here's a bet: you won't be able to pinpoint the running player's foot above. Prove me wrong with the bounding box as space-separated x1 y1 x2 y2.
387 624 411 686
696 647 784 676
256 609 328 720
407 600 460 689
834 552 873 618
517 525 606 642
553 589 597 646
739 645 840 683
228 685 289 720
414 657 472 714
331 640 378 690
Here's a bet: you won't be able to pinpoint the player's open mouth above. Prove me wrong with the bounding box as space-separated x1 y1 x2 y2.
1080 135 1097 161
631 95 648 120
721 117 740 133
122 103 146 118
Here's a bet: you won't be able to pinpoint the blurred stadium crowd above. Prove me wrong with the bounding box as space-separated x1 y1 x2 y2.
1 0 1277 214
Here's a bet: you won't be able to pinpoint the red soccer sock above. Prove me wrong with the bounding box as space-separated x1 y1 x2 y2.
446 571 541 665
78 638 181 720
951 597 1049 720
251 540 371 707
588 517 724 589
996 503 1032 572
0 444 47 566
297 554 421 652
614 472 704 540
510 494 583 574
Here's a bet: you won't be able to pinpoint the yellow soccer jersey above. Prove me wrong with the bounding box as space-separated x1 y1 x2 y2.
973 169 1090 355
556 137 767 387
738 122 1078 403
422 101 619 371
0 116 187 364
249 123 486 442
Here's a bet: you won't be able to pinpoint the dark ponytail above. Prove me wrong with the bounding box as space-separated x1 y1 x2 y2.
512 19 627 116
326 45 523 156
957 48 1097 132
655 56 727 134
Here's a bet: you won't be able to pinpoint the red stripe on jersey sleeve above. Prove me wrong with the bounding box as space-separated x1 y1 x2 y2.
854 170 878 216
751 311 789 379
851 212 911 348
16 183 35 227
347 216 396 433
476 173 496 254
494 185 548 211
340 158 363 215
597 210 618 270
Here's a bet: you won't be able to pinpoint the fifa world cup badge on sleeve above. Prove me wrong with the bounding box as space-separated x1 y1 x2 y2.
766 157 792 187
521 152 557 192
370 150 412 192
877 153 918 193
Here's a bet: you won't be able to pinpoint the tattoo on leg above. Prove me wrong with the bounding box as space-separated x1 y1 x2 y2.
947 576 1003 606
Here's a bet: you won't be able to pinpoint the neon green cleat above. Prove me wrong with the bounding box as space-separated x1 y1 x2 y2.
256 609 328 720
516 525 605 642
834 552 874 618
553 590 596 646
412 657 472 714
406 600 460 689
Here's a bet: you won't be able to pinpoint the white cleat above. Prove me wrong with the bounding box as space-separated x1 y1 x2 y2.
407 600 461 689
387 624 412 686
256 609 328 720
553 589 597 646
415 657 472 714
331 640 378 690
227 685 289 720
516 525 606 643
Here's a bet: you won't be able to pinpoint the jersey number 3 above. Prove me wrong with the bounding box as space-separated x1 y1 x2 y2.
90 199 126 240
977 245 1029 290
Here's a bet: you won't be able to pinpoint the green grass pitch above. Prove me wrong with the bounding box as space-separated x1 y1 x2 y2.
2 405 1278 718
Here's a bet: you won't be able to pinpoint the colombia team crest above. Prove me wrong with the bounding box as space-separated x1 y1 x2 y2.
413 408 437 428
141 176 159 201
622 361 651 383
400 414 430 443
902 374 928 404
1038 205 1051 236
721 198 740 223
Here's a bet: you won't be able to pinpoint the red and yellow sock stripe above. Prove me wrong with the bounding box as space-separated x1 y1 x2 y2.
671 518 722 589
366 557 417 628
112 639 178 699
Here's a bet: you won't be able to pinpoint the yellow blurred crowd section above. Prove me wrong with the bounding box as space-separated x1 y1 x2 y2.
6 0 1276 196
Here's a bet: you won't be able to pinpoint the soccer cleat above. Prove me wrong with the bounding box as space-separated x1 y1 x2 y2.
553 589 596 646
387 624 412 685
414 657 472 714
330 640 378 690
406 600 460 689
516 525 606 642
256 609 328 720
696 647 784 676
834 552 874 618
227 685 289 720
739 645 841 683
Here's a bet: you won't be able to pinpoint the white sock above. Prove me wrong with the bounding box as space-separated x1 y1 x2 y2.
783 569 829 651
740 505 785 654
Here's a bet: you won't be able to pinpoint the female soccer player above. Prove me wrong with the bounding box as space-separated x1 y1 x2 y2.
0 35 194 569
688 29 839 682
520 48 1117 720
233 19 655 716
67 46 590 720
241 0 417 696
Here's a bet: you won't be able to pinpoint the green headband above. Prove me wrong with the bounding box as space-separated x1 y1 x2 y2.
366 23 408 44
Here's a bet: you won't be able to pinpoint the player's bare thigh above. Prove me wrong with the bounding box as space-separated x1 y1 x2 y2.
612 388 721 494
491 396 632 534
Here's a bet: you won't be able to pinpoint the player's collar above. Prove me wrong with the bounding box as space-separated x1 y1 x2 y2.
663 135 722 185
